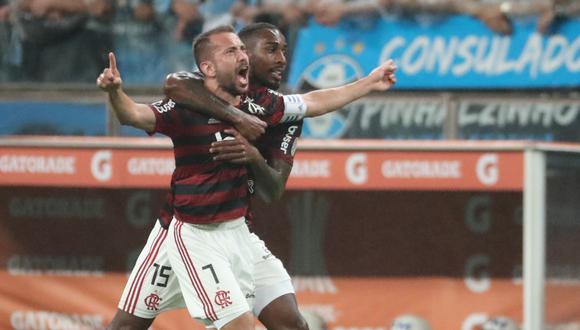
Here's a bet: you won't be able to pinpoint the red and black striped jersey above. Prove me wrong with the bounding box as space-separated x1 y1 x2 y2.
245 120 304 225
151 87 304 225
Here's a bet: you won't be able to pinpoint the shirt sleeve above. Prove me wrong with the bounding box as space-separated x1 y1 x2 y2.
279 94 307 124
248 88 307 126
261 120 303 165
149 98 179 137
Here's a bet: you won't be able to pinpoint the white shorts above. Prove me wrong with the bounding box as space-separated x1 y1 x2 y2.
118 218 294 327
117 221 185 318
248 232 294 316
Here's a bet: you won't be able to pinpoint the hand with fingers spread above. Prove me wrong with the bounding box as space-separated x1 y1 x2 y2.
210 129 262 165
97 52 123 93
367 59 397 92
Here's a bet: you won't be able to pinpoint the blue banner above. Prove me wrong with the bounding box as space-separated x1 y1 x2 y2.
288 16 580 90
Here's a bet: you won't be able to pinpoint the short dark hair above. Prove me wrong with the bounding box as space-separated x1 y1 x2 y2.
238 22 280 45
192 25 236 67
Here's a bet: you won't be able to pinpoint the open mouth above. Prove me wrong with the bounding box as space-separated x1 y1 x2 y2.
237 65 249 86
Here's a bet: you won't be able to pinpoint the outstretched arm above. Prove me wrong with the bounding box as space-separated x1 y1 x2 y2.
301 59 397 118
164 72 266 141
97 52 155 132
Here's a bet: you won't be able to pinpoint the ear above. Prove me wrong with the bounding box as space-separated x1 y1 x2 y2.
200 61 216 78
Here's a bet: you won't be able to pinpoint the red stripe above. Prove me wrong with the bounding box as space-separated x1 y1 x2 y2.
174 221 217 321
122 227 164 312
174 221 218 321
130 228 168 314
123 227 167 314
175 206 247 225
172 167 246 185
174 144 210 158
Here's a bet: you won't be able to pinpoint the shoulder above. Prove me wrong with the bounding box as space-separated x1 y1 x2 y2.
248 87 284 98
164 70 204 84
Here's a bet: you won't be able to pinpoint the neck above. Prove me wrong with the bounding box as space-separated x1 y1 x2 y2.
205 79 240 105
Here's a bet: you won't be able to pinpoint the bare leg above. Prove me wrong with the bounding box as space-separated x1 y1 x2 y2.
258 294 308 330
220 312 255 330
107 309 154 330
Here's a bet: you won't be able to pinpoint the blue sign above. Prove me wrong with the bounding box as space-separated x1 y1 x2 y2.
288 16 580 90
0 102 107 136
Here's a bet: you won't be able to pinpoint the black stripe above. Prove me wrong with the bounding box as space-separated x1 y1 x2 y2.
175 153 213 166
173 136 215 146
176 107 209 125
175 196 247 217
173 174 246 195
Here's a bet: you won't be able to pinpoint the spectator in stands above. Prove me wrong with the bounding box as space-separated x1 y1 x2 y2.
197 0 240 32
172 0 202 41
165 0 202 72
113 0 172 84
13 0 112 82
466 0 551 35
232 0 312 27
311 0 381 26
537 0 580 34
0 0 12 82
309 0 552 36
231 0 313 83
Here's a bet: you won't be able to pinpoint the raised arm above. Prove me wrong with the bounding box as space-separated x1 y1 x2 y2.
97 52 156 132
164 72 266 141
301 59 397 118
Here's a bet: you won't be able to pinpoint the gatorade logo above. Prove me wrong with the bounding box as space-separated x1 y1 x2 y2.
476 154 499 186
91 150 112 182
345 153 368 185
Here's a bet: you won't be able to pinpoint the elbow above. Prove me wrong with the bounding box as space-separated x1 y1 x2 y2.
257 185 285 204
117 110 141 127
163 71 192 100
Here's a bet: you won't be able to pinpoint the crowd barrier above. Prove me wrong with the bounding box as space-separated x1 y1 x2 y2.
1 137 579 330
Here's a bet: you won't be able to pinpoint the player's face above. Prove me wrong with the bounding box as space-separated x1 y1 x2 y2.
249 29 287 90
211 32 250 95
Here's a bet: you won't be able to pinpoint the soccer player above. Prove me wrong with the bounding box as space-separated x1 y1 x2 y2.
99 24 393 328
163 23 396 329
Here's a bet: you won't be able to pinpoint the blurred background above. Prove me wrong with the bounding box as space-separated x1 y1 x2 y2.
1 0 580 329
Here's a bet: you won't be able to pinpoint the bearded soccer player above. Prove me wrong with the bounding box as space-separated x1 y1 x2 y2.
103 23 396 329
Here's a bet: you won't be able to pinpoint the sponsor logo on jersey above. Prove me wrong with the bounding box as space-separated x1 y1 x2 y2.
152 99 176 113
247 179 255 194
245 97 266 115
280 125 299 154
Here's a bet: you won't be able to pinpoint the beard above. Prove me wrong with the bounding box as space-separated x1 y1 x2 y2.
216 68 247 96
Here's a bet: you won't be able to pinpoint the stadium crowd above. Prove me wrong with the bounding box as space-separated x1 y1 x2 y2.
0 0 579 84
